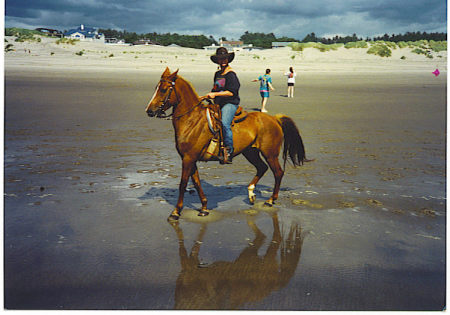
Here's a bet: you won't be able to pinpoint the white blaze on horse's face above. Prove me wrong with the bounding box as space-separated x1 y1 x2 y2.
145 69 178 117
145 82 161 114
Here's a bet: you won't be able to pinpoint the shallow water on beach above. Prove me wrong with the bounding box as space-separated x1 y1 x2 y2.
4 70 446 310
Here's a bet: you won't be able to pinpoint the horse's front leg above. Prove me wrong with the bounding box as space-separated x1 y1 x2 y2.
190 164 209 216
169 158 195 221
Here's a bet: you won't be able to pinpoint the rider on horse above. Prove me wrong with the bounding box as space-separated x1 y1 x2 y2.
201 47 240 164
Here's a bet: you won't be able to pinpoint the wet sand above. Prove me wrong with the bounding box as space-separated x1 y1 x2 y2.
4 67 446 310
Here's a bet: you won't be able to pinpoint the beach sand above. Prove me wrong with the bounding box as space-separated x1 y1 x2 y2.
4 36 447 310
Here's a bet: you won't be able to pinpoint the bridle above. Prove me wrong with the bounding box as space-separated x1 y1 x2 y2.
153 78 180 118
150 77 208 120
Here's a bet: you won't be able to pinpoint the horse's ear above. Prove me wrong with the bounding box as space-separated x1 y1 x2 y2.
162 67 171 77
169 69 179 81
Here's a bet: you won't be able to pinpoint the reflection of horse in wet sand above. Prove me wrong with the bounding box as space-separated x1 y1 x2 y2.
170 212 304 309
146 68 311 221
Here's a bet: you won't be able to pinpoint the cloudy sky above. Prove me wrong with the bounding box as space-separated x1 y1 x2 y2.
5 0 447 40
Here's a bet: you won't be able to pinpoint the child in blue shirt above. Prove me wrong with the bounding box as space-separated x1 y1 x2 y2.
252 69 274 113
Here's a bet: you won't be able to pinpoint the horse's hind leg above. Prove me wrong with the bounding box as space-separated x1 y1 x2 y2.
190 164 209 216
242 148 268 204
263 156 284 206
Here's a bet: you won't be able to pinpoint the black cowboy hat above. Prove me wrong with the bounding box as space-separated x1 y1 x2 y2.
210 47 235 64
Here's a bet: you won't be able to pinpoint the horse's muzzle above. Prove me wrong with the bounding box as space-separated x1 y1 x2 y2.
147 109 156 117
147 108 167 118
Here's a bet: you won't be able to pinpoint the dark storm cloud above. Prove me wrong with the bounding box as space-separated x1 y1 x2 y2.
354 0 446 24
5 0 447 39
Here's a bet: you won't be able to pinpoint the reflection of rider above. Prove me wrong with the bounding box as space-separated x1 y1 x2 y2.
170 212 304 309
201 47 240 164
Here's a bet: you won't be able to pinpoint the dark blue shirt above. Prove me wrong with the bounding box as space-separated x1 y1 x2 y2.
212 71 240 106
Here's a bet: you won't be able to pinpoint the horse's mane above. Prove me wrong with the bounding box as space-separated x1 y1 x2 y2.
177 75 200 99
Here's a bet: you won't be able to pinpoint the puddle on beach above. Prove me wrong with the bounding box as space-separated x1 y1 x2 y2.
5 142 445 309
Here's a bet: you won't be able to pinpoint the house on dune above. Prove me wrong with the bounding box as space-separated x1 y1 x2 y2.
64 25 105 42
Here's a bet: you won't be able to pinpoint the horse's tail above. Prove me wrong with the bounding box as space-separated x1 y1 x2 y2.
275 114 311 168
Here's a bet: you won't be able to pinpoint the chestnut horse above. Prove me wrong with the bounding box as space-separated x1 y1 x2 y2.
146 68 309 221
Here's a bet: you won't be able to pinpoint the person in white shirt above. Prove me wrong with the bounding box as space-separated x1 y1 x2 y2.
284 67 296 98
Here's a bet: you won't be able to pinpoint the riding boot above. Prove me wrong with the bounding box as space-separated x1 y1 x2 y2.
221 147 233 164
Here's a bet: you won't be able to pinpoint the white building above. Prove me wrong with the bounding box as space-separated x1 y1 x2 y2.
64 24 105 42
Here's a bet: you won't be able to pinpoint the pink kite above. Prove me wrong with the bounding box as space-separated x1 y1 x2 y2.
432 69 440 77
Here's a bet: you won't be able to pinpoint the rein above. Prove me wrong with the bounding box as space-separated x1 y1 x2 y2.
173 100 206 120
157 78 208 120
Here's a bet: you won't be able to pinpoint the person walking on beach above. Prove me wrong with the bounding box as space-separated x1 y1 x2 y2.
252 68 274 113
201 47 240 164
285 67 296 98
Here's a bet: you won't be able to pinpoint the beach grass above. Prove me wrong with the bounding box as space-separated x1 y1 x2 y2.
411 48 433 58
397 41 409 48
288 39 446 59
428 40 447 52
344 41 368 49
56 38 79 45
5 27 43 37
289 42 343 52
367 43 392 57
14 33 42 43
287 39 446 58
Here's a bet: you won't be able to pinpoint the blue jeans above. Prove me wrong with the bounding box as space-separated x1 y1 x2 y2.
221 103 238 154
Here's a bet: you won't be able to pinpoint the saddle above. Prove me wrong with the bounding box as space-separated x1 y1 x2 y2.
202 101 248 161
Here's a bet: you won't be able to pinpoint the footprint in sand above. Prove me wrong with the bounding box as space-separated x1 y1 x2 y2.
291 198 309 205
291 198 323 209
338 201 356 208
366 198 383 207
417 208 437 217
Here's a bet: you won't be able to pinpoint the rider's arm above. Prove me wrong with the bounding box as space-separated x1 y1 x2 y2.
205 90 233 99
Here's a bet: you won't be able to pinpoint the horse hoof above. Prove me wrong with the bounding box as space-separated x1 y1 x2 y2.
249 196 255 205
168 214 180 222
264 201 273 207
198 210 210 217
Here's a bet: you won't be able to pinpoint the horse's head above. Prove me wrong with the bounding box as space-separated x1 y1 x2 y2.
146 67 179 118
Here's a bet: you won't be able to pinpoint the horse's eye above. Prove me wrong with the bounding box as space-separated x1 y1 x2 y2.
160 88 167 93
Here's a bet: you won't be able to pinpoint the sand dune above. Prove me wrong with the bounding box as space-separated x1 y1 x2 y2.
5 35 446 74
